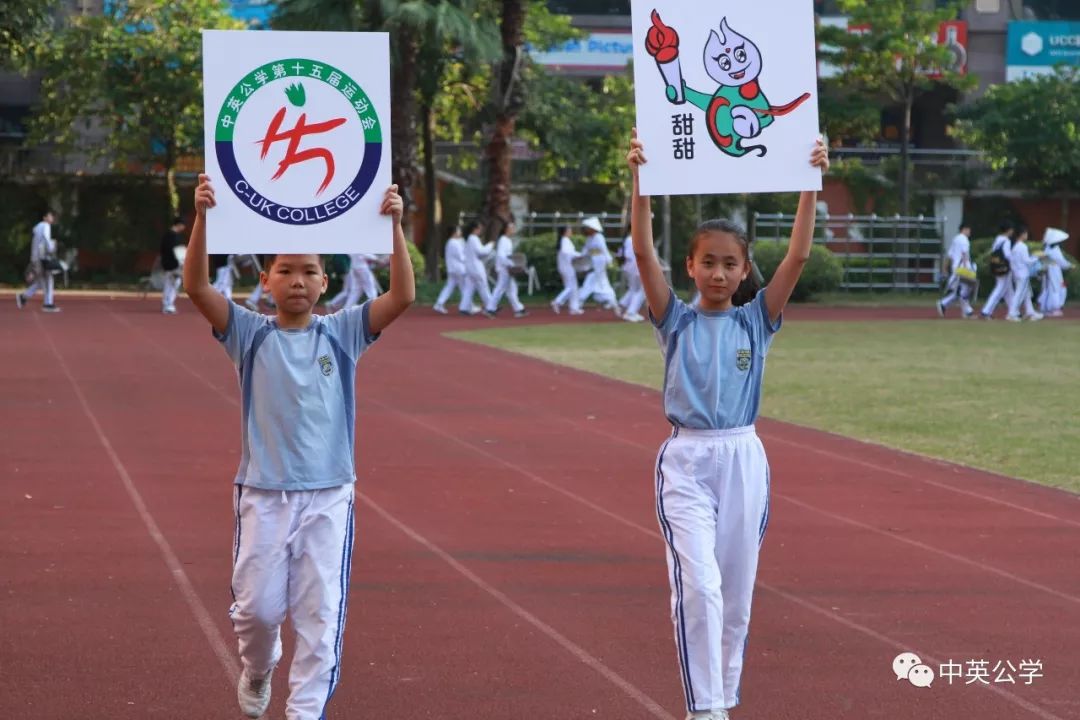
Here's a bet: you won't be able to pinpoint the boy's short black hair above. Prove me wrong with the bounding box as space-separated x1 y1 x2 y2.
172 216 185 226
959 220 971 230
998 220 1014 234
262 254 326 270
1014 224 1028 237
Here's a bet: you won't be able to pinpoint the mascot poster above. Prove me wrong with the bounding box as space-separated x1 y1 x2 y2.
631 0 822 196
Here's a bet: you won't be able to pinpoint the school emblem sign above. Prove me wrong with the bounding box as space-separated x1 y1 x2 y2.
203 32 392 253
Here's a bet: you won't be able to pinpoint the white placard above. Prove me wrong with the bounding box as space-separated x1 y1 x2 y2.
631 1 821 196
202 30 392 253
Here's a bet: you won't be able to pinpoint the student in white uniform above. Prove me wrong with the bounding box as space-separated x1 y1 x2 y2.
1038 228 1072 317
244 258 275 312
213 254 236 300
160 216 187 314
627 131 829 720
980 222 1015 319
183 175 414 720
578 216 616 309
15 209 61 312
617 230 646 322
937 222 975 318
551 226 585 315
458 220 494 315
484 219 528 318
1006 225 1043 321
433 225 467 314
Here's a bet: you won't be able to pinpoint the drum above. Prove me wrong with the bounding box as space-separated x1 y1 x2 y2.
955 266 976 287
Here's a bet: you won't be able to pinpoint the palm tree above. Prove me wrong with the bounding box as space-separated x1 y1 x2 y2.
404 0 498 278
273 0 421 237
479 0 525 239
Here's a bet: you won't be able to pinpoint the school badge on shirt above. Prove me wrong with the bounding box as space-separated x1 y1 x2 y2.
736 348 751 372
318 354 334 376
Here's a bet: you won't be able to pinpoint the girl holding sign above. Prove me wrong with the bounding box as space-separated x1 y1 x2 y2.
627 129 828 720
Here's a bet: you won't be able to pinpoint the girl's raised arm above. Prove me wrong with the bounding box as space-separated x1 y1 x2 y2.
628 129 671 322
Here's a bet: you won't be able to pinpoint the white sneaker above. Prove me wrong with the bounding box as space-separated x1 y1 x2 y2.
162 306 177 315
237 668 273 718
1005 315 1021 322
432 304 448 315
568 308 585 316
623 312 644 323
1026 312 1044 322
686 711 728 720
550 300 561 314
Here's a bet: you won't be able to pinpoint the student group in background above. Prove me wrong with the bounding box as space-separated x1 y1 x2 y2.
938 222 1072 322
432 215 646 322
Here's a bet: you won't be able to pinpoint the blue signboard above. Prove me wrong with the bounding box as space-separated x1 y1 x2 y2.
1006 21 1080 81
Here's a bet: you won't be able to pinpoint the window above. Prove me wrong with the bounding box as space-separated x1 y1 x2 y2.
974 0 1001 11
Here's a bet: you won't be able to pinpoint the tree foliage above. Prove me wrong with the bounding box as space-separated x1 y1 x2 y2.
953 67 1080 222
817 0 976 213
26 0 243 215
0 0 57 68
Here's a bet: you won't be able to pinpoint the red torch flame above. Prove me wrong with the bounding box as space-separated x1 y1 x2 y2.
646 9 679 63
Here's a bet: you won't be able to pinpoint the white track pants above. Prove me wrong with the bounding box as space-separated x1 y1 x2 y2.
230 484 356 720
981 275 1012 317
619 272 646 316
162 271 181 311
553 269 581 312
346 265 378 306
214 266 234 300
435 271 465 309
655 426 770 713
486 268 524 313
23 267 55 306
459 270 492 312
1007 276 1036 318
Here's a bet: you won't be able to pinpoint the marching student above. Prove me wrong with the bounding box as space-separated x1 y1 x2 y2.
458 220 493 316
937 222 975 318
578 216 617 310
160 216 187 314
484 219 528 318
1038 228 1072 317
627 129 829 720
183 174 414 720
433 225 467 314
617 229 646 322
1005 225 1043 322
980 221 1014 319
551 226 584 315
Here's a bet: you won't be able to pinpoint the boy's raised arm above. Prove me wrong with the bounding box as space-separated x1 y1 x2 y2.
627 128 671 322
368 185 416 335
183 174 231 335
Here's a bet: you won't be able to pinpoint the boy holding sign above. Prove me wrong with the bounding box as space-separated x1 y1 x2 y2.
183 174 413 719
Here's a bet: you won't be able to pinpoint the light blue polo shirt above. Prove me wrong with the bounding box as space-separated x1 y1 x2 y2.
651 288 781 430
215 302 379 490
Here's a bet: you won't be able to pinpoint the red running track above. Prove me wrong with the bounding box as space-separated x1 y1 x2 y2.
2 297 1078 720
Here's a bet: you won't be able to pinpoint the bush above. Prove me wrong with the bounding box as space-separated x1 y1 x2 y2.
751 241 843 301
372 240 426 290
515 234 560 290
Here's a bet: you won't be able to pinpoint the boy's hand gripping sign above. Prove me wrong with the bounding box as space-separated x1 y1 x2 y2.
631 1 822 196
202 31 392 253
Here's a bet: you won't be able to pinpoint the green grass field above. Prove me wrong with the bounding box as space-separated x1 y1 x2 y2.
448 319 1080 492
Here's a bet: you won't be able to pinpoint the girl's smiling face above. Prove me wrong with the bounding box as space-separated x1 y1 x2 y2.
686 230 750 310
